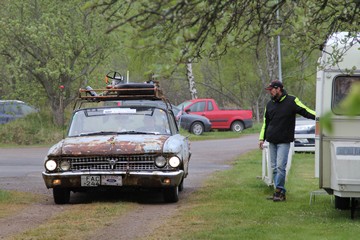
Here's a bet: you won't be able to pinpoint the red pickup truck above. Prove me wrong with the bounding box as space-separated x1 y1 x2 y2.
177 98 253 132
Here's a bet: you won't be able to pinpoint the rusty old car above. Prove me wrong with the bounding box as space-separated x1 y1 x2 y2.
42 80 191 204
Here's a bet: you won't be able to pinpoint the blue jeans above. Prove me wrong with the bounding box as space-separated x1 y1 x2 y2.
269 142 290 193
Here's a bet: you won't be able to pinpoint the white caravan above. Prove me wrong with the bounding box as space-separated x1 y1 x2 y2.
315 32 360 217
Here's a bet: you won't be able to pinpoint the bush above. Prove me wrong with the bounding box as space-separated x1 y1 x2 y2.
0 111 64 145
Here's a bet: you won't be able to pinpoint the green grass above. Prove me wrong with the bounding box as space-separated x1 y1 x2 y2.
181 122 262 141
148 151 360 240
11 202 134 240
0 190 43 218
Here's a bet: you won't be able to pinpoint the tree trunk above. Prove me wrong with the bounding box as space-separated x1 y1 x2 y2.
186 60 198 99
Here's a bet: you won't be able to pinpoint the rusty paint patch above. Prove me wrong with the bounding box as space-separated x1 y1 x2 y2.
50 135 170 156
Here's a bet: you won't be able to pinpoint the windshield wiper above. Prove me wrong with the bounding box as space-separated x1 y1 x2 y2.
117 130 155 135
79 131 122 136
77 130 157 136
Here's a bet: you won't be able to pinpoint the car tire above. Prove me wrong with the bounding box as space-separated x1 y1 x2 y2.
53 188 70 204
163 186 179 203
190 122 204 135
231 121 244 132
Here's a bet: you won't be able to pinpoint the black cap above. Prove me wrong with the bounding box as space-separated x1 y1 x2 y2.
265 80 283 90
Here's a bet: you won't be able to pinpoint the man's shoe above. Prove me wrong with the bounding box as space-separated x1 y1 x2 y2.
273 192 286 202
266 190 280 200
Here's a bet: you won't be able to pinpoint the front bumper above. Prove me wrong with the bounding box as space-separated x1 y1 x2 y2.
42 170 184 189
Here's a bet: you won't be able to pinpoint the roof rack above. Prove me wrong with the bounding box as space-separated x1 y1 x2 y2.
74 82 165 109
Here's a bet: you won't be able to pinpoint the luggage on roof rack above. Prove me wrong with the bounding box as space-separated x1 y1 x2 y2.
74 82 164 109
79 83 163 100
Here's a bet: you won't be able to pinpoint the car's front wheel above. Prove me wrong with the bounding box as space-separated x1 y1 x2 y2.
163 186 179 203
190 122 204 135
231 121 244 132
53 188 70 204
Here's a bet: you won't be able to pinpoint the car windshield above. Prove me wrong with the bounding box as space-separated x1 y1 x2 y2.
68 106 171 137
177 101 193 110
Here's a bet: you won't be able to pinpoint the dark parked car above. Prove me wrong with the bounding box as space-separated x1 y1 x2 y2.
0 100 38 124
173 106 212 135
294 117 315 151
107 100 212 135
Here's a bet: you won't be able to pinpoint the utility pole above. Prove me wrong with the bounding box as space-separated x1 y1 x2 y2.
277 0 282 82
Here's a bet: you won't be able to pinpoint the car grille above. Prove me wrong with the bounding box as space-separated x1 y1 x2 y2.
61 155 174 171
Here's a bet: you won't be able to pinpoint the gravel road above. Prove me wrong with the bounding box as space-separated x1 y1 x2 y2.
0 134 258 239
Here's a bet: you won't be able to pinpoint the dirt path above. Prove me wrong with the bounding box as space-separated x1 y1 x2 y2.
0 135 258 239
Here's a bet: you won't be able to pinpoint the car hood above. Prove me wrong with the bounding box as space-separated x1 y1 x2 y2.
46 134 184 157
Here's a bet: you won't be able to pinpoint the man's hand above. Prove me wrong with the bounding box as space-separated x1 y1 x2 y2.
259 140 264 150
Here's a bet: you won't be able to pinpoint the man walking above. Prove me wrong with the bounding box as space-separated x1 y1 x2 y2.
259 80 315 201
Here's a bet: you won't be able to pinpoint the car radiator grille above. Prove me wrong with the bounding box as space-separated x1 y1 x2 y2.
63 155 173 171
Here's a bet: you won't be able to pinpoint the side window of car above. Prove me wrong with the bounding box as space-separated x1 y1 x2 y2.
189 101 205 112
20 104 35 115
208 101 214 111
0 104 4 114
8 103 22 115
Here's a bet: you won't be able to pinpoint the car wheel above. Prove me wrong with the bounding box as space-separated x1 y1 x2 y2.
53 188 70 204
335 196 350 210
163 186 179 203
231 121 244 132
190 122 204 135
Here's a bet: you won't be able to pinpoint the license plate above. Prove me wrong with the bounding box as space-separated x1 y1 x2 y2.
81 175 100 187
101 175 122 186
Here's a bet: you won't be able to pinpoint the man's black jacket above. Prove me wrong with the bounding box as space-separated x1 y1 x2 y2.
259 91 315 144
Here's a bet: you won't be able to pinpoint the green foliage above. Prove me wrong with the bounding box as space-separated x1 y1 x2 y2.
338 82 360 116
321 82 360 133
0 0 113 125
0 111 64 145
2 0 349 126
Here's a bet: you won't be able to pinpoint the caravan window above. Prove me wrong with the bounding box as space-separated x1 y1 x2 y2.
332 76 360 114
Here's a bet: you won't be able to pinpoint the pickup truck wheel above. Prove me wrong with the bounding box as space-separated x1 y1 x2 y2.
53 188 70 204
231 121 244 132
190 122 204 135
163 186 179 203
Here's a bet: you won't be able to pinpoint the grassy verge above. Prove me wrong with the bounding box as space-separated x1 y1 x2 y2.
148 151 360 240
181 122 262 141
11 202 135 240
0 190 43 218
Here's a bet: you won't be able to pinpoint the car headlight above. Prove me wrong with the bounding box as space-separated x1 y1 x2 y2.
168 156 180 168
45 160 57 171
155 156 167 168
59 160 71 171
